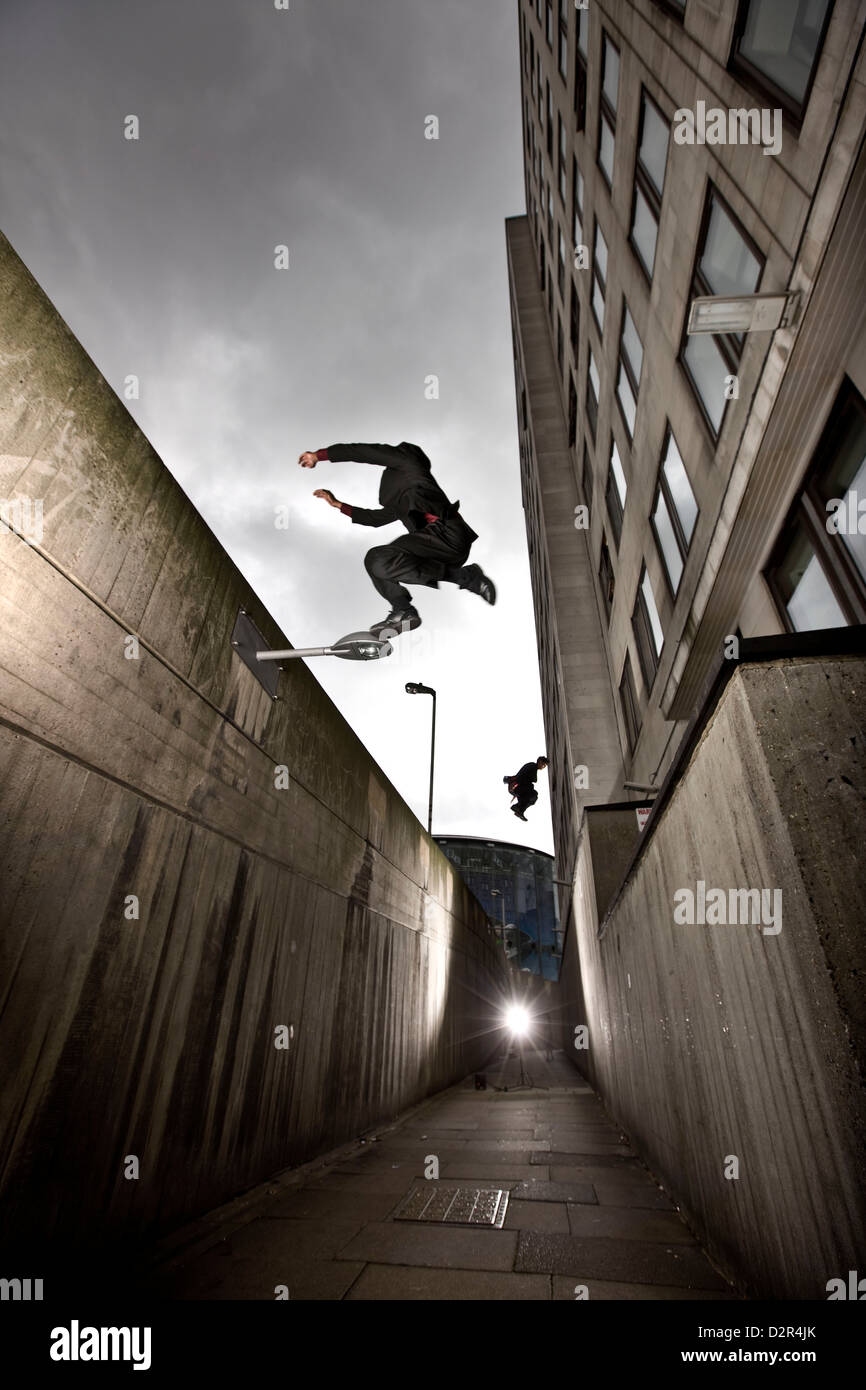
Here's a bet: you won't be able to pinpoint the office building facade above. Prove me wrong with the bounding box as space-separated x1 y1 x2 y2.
507 0 866 877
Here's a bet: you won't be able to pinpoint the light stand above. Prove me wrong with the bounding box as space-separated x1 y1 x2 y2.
500 1005 534 1092
514 1032 533 1090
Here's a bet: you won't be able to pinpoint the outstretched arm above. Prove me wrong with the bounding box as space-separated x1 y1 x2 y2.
324 443 408 468
298 443 407 470
346 504 399 527
302 449 399 527
312 488 397 528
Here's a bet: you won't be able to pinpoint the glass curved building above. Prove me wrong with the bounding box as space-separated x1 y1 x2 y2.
434 835 561 981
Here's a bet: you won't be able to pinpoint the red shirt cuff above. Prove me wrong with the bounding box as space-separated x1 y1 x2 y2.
315 448 329 461
340 503 353 517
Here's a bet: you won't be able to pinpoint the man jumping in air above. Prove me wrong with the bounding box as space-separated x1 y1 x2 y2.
298 441 496 637
503 756 548 821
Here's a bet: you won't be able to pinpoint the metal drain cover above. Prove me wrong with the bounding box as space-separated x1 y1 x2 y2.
394 1185 509 1228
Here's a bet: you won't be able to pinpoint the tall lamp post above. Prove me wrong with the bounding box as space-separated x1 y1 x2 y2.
405 682 436 834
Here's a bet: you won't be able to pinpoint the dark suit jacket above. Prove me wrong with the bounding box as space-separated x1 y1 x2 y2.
326 441 476 538
513 762 539 788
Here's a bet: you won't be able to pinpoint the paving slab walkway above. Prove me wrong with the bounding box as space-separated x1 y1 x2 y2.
145 1049 739 1301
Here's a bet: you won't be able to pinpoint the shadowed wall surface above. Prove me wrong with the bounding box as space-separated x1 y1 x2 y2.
558 653 866 1299
0 231 514 1253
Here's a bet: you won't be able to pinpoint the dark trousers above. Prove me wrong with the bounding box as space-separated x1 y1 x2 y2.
513 786 538 813
364 516 478 607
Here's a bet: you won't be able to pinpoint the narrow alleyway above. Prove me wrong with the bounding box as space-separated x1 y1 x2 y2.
144 1049 737 1301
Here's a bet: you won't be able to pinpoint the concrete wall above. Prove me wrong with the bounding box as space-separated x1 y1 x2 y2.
0 231 512 1254
584 803 652 921
558 655 866 1299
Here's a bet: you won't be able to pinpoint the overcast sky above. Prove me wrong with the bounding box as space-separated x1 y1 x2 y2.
0 0 555 856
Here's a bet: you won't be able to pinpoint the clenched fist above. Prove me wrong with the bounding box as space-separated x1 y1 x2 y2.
314 488 342 509
298 451 318 468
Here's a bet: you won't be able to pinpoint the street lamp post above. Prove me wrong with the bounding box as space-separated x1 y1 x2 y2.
405 682 436 834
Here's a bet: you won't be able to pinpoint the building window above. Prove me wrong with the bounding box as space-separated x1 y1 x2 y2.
597 31 619 189
630 88 670 282
547 262 554 319
539 235 545 289
768 520 849 631
558 0 569 82
547 181 554 244
652 0 686 19
606 437 628 549
681 186 763 438
583 440 594 507
547 82 554 159
568 372 577 447
558 228 566 295
601 30 620 112
546 0 554 48
651 428 698 596
765 380 866 630
619 653 640 755
729 0 832 124
557 311 564 373
586 348 600 441
599 533 615 620
537 55 544 121
592 219 608 337
569 277 579 349
616 300 643 440
632 565 665 691
558 114 567 203
530 30 536 96
572 156 584 252
574 6 588 131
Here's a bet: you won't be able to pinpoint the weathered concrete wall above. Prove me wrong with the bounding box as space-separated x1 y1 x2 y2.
558 655 866 1298
0 231 512 1253
584 804 652 920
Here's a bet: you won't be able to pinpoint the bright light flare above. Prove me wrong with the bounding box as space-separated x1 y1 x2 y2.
504 1005 530 1036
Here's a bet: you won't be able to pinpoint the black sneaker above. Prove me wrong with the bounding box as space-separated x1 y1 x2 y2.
511 807 528 822
461 564 496 605
370 607 421 638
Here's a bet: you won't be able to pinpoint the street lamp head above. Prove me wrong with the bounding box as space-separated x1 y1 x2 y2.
331 631 393 661
405 681 435 696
